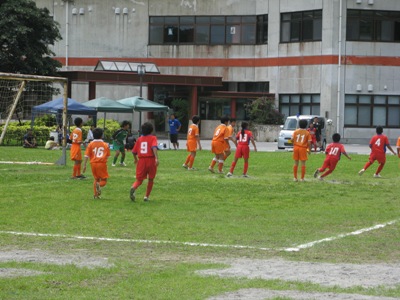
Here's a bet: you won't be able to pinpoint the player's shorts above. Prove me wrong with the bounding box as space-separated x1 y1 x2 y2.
369 152 386 164
211 141 225 155
70 145 82 161
320 158 339 172
170 134 178 143
113 142 125 152
186 140 197 152
293 146 308 161
90 162 109 179
235 145 250 159
136 157 157 181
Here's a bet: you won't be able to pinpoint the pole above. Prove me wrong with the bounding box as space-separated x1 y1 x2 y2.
336 0 343 136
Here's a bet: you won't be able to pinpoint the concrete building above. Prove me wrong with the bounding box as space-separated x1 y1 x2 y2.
35 0 400 142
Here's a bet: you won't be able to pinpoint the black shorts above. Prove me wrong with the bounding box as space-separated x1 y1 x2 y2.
170 133 178 143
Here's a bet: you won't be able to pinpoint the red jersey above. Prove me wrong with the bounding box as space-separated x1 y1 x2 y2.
84 139 110 163
369 134 390 155
132 135 158 158
236 130 253 146
325 142 347 161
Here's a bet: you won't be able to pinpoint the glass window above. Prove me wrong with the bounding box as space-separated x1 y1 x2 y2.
373 107 386 126
358 106 371 126
280 10 322 43
359 95 371 104
279 94 320 117
388 107 400 127
210 25 225 44
344 106 357 125
388 96 400 105
149 25 164 44
195 25 209 44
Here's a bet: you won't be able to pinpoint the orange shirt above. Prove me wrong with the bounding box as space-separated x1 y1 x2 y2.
227 124 234 138
84 139 111 163
187 124 199 142
292 128 311 148
71 127 82 144
212 124 229 143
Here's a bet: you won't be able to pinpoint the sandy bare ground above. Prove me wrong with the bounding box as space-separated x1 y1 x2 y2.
1 250 399 299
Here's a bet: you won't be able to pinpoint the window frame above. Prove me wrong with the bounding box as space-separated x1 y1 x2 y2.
280 10 322 43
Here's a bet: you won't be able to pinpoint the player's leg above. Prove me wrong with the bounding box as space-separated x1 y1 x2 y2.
113 149 121 165
188 151 196 168
120 147 126 166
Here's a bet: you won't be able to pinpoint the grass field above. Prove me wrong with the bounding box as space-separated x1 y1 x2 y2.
0 146 400 299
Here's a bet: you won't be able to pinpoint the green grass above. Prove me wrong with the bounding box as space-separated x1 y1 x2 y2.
1 146 400 299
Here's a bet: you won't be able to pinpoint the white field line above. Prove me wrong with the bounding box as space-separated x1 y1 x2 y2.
0 231 274 251
284 219 399 252
1 219 397 253
0 161 54 165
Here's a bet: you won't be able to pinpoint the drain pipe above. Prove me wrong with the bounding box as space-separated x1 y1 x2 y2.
336 0 343 135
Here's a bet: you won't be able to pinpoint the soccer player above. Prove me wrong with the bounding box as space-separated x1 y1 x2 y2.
208 116 230 174
168 114 181 150
70 117 86 179
359 126 397 178
223 118 237 161
396 135 400 157
226 121 257 177
182 115 202 170
130 122 159 202
307 123 317 153
112 120 130 167
292 119 311 182
314 133 351 180
82 128 111 199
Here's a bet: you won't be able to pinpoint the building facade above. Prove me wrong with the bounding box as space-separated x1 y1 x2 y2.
36 0 400 142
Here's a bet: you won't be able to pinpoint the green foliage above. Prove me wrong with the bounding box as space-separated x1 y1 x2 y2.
34 114 56 127
245 97 284 125
0 0 62 75
171 98 189 132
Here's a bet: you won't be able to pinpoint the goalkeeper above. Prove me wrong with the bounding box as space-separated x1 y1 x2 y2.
112 120 130 167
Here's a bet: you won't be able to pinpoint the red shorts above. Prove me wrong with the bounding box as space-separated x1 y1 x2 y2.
90 163 109 179
235 145 250 159
320 158 339 171
136 157 157 181
369 152 386 164
293 146 308 161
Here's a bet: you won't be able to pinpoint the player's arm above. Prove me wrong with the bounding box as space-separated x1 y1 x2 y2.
386 144 397 155
82 156 89 173
196 135 202 150
152 146 159 166
250 136 257 152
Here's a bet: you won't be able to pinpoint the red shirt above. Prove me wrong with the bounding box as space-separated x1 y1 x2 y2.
325 142 346 161
132 135 158 158
369 134 390 155
236 130 253 146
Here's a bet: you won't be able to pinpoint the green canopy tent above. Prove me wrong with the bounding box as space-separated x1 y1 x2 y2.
117 95 169 132
81 97 133 132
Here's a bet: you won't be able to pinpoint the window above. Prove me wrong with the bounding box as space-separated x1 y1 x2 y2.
347 10 400 42
149 15 267 45
279 94 320 117
344 95 400 127
280 10 322 43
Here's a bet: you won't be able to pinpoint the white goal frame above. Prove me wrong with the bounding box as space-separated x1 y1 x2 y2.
0 72 69 165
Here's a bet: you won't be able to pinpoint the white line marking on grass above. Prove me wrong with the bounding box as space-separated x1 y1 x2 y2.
0 231 275 251
0 161 54 165
284 219 399 252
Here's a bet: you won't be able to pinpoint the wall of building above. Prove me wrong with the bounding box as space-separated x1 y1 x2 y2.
34 0 400 143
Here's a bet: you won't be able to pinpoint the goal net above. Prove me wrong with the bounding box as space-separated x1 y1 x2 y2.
0 72 68 165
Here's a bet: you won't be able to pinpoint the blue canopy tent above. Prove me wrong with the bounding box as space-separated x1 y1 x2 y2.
31 97 97 126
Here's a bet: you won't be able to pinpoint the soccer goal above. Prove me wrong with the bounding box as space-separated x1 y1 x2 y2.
0 72 69 165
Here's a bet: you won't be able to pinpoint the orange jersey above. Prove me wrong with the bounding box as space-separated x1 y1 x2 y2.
212 124 229 143
70 127 83 161
187 124 199 152
84 139 111 164
292 128 311 148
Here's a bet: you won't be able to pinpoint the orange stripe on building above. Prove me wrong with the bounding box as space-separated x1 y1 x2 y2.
54 56 400 67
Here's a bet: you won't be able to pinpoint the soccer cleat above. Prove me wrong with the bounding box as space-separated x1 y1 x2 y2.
182 164 188 169
300 179 305 182
130 187 136 201
70 176 78 179
293 178 298 182
208 166 214 173
77 175 86 179
373 174 382 178
318 176 324 181
120 162 127 167
112 163 116 167
93 195 101 199
242 174 249 178
358 169 365 176
226 172 233 177
187 167 197 171
313 169 320 178
144 197 149 202
96 182 101 196
217 170 224 174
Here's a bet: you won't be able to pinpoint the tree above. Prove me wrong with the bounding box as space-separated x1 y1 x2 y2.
0 0 62 75
245 97 284 125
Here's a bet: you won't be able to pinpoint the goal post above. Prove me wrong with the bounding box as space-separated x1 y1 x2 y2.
0 72 69 165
